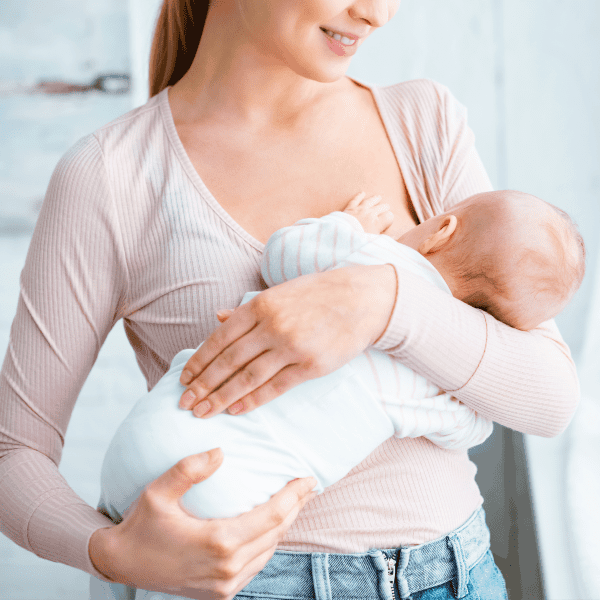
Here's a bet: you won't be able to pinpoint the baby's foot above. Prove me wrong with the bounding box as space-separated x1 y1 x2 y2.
343 192 395 234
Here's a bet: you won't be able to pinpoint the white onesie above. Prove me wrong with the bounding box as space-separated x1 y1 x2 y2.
94 212 492 599
98 211 491 523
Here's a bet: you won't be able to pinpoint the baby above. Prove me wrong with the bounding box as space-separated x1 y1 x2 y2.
98 189 585 532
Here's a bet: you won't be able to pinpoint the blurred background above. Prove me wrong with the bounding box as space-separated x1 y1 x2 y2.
1 0 599 598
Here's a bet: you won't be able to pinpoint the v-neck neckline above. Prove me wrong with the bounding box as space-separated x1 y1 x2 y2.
159 76 419 253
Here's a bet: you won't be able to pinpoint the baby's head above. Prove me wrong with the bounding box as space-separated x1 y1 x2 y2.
399 191 586 330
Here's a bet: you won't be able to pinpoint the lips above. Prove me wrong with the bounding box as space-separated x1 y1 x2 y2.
320 27 360 57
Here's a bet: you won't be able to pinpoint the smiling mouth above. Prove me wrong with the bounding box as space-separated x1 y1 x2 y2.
320 28 357 46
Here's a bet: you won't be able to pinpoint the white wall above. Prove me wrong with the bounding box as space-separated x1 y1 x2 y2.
128 0 164 108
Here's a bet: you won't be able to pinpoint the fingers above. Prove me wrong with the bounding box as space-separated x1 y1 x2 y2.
345 192 386 210
226 364 311 416
344 191 366 209
220 477 317 547
191 478 315 600
349 192 383 209
181 328 276 412
379 209 395 232
362 194 383 208
343 192 395 235
179 305 258 387
192 351 290 418
147 449 224 502
372 201 391 215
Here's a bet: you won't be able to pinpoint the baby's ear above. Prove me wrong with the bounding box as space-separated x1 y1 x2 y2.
418 215 457 255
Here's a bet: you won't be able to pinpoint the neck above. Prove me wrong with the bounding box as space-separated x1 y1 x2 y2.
423 255 465 300
171 2 338 129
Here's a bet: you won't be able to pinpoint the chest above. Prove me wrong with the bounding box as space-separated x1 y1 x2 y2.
175 89 419 244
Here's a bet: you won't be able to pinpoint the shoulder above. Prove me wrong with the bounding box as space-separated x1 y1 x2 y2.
92 90 168 165
367 79 475 218
375 78 468 133
48 91 171 221
54 91 166 178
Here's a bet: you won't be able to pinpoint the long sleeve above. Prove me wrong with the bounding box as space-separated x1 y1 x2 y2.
372 80 579 437
0 134 128 580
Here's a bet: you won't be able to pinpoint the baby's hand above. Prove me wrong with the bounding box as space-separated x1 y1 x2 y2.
343 192 394 234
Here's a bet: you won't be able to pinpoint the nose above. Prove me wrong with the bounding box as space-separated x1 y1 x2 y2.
349 0 399 28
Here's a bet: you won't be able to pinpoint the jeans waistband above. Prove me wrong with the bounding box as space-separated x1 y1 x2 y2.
237 507 490 599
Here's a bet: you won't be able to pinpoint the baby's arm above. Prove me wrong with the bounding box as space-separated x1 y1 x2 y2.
417 396 493 451
360 348 493 452
261 193 393 286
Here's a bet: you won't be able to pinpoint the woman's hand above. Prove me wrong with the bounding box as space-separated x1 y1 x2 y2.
89 449 317 600
178 264 397 418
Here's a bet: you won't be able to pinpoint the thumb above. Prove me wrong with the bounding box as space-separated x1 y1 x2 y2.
216 308 235 322
148 448 224 502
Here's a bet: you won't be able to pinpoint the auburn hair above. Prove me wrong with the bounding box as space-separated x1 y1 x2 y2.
149 0 211 98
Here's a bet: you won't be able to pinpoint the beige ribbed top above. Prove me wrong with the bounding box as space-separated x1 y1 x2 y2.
0 79 579 581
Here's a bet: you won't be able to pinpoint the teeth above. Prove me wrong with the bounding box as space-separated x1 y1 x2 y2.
323 29 357 45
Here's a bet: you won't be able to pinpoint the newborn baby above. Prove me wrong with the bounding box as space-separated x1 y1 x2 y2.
98 189 584 530
390 190 585 331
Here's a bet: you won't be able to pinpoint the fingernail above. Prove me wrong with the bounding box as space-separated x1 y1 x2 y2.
180 370 193 385
193 400 211 418
228 401 243 415
180 389 196 409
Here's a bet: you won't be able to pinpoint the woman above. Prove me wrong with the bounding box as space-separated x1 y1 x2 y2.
0 0 578 598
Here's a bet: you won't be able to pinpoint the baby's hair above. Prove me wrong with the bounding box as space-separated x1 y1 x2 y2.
449 192 585 330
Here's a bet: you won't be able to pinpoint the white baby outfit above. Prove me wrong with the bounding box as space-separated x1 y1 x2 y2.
99 212 492 521
95 212 492 599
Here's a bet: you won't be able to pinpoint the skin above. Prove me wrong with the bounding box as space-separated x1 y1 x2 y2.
385 190 571 330
173 0 407 417
89 1 405 598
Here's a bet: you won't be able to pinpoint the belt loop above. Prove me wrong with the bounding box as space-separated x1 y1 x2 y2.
367 550 391 600
447 533 469 598
311 553 332 600
395 547 412 599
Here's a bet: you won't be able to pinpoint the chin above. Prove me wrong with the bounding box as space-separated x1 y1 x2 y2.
286 52 352 84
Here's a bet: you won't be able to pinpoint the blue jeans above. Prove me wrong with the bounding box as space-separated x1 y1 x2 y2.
235 508 508 600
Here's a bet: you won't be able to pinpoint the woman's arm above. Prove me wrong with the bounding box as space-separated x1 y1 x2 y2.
0 135 316 597
0 135 127 577
372 80 578 436
374 273 578 437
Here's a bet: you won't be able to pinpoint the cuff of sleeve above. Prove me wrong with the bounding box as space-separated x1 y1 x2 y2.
451 313 579 436
0 450 116 583
28 491 117 582
325 211 366 232
372 264 488 392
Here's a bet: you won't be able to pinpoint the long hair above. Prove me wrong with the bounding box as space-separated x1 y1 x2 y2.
149 0 211 98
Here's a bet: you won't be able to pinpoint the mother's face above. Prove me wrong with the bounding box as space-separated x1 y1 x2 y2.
233 0 400 81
